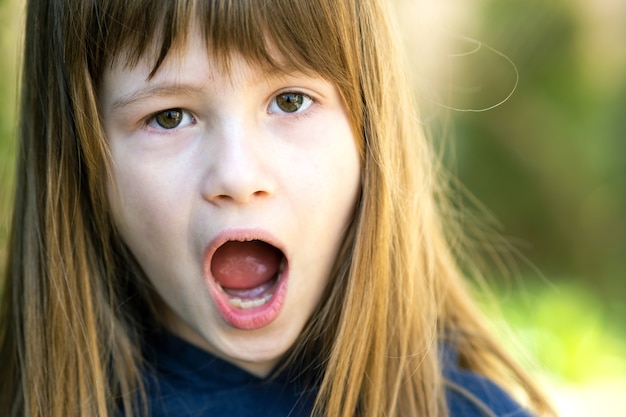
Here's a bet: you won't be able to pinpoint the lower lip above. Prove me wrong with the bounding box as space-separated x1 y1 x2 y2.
203 234 289 330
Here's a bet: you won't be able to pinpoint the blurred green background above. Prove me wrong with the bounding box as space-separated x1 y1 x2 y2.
1 0 624 416
0 0 18 276
396 0 626 415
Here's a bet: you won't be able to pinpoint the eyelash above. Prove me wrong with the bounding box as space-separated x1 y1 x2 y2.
145 108 196 131
142 90 316 131
267 91 316 115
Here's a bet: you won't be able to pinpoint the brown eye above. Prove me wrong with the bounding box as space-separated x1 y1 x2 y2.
271 92 313 114
153 108 184 129
276 93 304 113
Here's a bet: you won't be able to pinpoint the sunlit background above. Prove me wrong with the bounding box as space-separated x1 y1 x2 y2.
1 1 624 416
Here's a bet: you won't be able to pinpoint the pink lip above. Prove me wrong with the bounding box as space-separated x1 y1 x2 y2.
203 228 289 330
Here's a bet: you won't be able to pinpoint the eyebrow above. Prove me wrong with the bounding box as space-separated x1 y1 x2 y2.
106 68 319 113
109 83 206 112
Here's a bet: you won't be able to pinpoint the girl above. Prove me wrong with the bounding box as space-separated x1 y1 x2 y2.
0 0 555 416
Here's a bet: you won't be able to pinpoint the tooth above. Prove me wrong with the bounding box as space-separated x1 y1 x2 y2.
228 293 273 309
222 259 284 310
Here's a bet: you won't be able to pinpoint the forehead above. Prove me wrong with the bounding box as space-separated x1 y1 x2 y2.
100 34 299 114
91 0 347 87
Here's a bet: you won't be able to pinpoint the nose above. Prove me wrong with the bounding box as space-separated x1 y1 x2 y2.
200 119 275 206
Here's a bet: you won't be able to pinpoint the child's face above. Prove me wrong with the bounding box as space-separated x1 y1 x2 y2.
99 31 361 376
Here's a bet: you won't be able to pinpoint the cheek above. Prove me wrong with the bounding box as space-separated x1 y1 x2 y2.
107 155 186 249
294 115 361 226
317 116 361 194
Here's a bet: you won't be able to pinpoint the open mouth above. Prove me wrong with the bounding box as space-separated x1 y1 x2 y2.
205 236 289 330
211 240 285 310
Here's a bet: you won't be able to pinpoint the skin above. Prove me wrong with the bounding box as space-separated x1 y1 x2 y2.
99 31 361 377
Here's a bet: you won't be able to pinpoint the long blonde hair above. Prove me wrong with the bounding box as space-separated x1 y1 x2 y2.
0 0 554 416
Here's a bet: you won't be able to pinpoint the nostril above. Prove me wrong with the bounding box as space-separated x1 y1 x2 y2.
202 172 275 205
252 190 270 198
211 189 269 205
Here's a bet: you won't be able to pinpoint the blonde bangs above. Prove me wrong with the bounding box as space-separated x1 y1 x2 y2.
84 0 366 155
89 1 357 96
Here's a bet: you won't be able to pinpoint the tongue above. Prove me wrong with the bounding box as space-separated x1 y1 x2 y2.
211 240 283 290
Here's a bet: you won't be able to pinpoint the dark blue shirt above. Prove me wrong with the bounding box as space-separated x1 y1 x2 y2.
442 348 533 417
133 331 533 417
